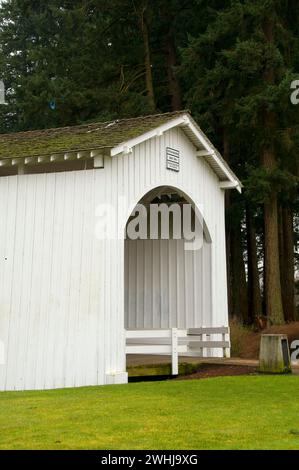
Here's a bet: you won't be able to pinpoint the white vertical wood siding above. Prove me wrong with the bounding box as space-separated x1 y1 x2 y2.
0 126 228 390
125 238 211 329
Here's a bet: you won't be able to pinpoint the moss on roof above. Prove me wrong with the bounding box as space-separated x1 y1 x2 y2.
0 111 188 159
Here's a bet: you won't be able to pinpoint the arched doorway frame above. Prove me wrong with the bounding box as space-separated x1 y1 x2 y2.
123 183 212 244
123 183 213 330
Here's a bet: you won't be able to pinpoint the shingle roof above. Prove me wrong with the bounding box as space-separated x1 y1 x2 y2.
0 110 242 190
0 111 187 159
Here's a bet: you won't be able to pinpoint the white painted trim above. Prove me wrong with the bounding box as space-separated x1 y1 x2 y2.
25 157 36 165
171 328 178 375
50 154 62 162
185 117 239 186
110 113 240 189
77 151 89 159
126 329 172 339
209 152 237 184
110 116 187 156
94 156 104 168
219 180 242 193
38 156 50 163
125 327 231 371
183 117 213 154
126 344 187 354
196 150 213 157
105 372 128 385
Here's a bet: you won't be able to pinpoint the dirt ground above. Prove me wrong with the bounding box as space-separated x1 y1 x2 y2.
177 364 257 380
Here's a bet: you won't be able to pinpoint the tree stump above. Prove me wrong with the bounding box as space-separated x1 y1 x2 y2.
259 334 291 374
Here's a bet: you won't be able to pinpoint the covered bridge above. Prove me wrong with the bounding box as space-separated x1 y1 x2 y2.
0 111 240 390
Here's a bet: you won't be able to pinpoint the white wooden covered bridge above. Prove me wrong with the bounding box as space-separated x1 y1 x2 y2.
0 111 241 390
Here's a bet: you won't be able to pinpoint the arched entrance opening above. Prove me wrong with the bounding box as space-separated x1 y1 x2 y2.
124 186 212 331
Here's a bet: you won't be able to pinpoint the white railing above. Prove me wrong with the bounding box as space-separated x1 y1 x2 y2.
125 326 230 375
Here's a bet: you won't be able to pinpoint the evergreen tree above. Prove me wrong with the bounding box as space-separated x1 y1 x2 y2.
180 0 299 324
0 0 153 131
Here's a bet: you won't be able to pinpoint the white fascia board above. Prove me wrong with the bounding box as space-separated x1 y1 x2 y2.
235 183 242 193
110 112 241 191
196 149 213 157
183 117 214 154
210 151 238 183
219 181 242 193
110 115 187 157
184 117 238 186
212 154 242 192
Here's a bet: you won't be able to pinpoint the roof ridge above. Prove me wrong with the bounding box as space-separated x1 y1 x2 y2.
0 110 191 138
100 109 190 125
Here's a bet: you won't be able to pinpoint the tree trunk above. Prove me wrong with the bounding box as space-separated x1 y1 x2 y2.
279 205 296 322
263 183 284 325
246 207 263 323
262 17 284 325
230 221 249 323
222 129 248 322
140 8 156 112
165 32 182 111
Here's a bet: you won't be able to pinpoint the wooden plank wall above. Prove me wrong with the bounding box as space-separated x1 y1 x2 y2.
125 238 212 330
0 126 228 390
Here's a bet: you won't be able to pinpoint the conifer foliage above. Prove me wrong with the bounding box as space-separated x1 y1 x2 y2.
0 0 298 324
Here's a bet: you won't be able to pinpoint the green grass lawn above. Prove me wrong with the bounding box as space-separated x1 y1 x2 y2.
0 375 299 450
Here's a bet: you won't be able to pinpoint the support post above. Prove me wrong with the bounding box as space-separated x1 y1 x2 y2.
222 331 226 358
223 327 231 358
199 331 203 357
18 161 25 175
171 328 178 375
206 333 211 357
